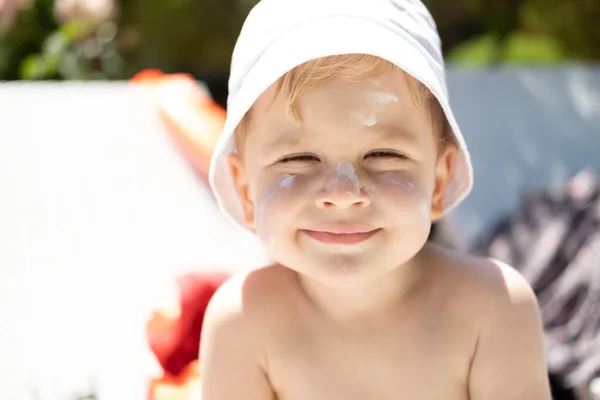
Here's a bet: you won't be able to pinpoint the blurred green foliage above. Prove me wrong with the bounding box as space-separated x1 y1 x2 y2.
0 0 598 82
449 32 564 66
450 0 600 65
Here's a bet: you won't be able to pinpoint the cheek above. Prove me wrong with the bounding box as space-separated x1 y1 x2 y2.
253 174 308 241
367 172 432 225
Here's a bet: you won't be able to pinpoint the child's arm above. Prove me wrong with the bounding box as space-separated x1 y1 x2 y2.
468 260 552 400
199 275 275 400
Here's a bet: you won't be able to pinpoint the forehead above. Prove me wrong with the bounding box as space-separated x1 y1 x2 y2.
239 69 430 152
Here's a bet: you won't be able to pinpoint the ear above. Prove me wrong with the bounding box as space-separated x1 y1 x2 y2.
227 154 256 229
430 142 457 221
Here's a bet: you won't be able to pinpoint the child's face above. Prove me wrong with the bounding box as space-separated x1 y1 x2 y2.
229 69 456 287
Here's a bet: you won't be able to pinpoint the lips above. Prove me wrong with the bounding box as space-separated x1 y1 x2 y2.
301 223 380 245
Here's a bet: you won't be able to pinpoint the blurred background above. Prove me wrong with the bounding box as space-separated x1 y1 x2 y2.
1 0 600 400
1 0 599 102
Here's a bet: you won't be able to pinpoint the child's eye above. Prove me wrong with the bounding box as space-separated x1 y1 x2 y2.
279 154 320 163
365 151 408 160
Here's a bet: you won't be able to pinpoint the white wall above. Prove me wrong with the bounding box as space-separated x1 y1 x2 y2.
0 83 268 399
446 66 600 243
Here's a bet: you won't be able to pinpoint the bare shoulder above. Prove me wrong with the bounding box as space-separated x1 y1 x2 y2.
424 243 539 317
200 266 292 398
204 264 299 329
200 264 299 374
424 246 551 398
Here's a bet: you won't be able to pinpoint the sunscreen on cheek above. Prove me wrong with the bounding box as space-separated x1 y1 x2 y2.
279 174 296 189
368 173 431 223
254 174 297 248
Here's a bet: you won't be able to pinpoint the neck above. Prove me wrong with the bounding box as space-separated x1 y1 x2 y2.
296 246 429 323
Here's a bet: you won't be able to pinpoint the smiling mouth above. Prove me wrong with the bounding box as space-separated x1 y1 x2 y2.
300 225 381 245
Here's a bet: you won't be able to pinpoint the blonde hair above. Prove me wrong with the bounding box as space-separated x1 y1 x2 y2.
237 54 449 149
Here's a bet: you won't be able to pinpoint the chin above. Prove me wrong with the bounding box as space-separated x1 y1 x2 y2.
300 253 394 288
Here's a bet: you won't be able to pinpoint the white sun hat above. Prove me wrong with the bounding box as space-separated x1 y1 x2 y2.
209 0 473 228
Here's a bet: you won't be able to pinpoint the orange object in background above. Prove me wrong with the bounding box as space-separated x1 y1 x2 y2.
146 272 230 400
131 69 226 183
149 360 200 400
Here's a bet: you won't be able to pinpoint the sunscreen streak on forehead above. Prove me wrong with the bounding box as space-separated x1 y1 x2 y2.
353 89 398 127
370 90 399 105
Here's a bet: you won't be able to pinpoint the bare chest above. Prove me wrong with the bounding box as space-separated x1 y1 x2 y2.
265 311 474 400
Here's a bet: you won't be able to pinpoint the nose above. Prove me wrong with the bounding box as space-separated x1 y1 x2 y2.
315 172 371 209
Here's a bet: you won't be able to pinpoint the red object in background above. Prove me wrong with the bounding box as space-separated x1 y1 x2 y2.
146 272 230 400
131 69 226 183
